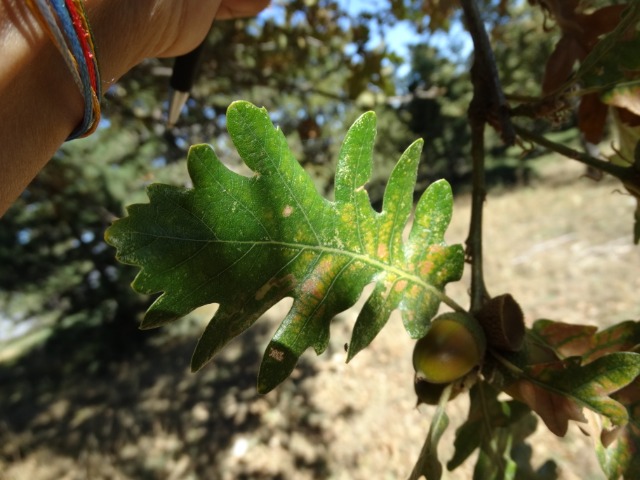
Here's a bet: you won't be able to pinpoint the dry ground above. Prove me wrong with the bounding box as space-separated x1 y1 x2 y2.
1 159 638 479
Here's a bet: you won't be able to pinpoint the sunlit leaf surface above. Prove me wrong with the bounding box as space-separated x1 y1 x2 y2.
105 101 464 392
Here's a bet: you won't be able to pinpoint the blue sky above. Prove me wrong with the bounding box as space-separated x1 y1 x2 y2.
257 0 473 77
342 0 473 64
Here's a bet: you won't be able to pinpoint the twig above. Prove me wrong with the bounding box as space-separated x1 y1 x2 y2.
460 0 515 146
513 123 640 182
461 0 514 311
466 114 490 311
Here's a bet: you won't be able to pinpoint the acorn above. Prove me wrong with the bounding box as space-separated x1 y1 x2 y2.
475 294 525 352
413 312 487 385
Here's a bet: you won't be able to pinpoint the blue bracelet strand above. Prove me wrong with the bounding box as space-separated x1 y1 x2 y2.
27 0 102 140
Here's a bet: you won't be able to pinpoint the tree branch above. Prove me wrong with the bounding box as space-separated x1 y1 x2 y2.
466 114 490 312
460 0 514 146
513 123 640 184
461 0 515 311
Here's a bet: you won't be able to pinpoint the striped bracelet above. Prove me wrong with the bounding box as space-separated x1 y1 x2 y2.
27 0 102 140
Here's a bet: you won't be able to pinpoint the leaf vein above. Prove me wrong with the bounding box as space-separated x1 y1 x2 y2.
268 129 321 244
202 159 272 240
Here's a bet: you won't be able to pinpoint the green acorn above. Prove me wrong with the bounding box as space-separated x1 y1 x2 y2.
413 312 487 385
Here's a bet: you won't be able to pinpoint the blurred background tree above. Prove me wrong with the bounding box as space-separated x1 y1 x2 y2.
0 0 560 352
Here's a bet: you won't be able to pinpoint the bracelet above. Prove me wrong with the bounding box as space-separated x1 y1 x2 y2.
27 0 102 140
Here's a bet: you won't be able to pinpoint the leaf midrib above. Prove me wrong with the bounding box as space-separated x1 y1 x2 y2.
127 231 442 294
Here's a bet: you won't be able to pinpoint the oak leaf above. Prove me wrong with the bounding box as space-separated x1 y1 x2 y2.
105 101 464 393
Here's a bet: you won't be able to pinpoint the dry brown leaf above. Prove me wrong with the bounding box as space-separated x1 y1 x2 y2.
578 92 609 143
505 377 586 436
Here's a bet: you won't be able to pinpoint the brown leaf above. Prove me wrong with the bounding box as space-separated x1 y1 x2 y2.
505 376 586 436
539 2 626 95
601 424 625 448
583 321 640 363
617 104 640 126
553 5 625 55
578 92 609 143
542 34 582 94
533 320 597 358
534 319 640 363
580 5 629 48
611 381 640 419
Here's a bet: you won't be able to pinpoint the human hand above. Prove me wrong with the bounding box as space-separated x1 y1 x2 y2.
0 0 269 216
89 0 270 84
144 0 271 58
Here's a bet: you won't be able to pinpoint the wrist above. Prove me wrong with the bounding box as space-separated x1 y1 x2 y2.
0 2 84 215
84 0 151 89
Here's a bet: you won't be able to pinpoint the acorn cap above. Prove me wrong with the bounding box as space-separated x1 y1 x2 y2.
476 294 525 352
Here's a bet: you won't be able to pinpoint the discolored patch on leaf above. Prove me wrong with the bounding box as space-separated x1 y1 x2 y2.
504 375 586 437
105 101 464 393
501 351 640 436
532 319 640 362
532 320 596 356
494 323 640 439
596 382 640 479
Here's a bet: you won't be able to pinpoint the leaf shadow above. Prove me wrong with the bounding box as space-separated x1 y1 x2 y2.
0 312 329 478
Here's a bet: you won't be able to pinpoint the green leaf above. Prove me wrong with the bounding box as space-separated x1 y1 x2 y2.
409 384 452 480
581 38 640 108
597 429 640 480
532 319 640 362
448 383 533 473
597 382 640 480
473 441 517 480
505 352 640 429
105 101 464 393
577 3 640 94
